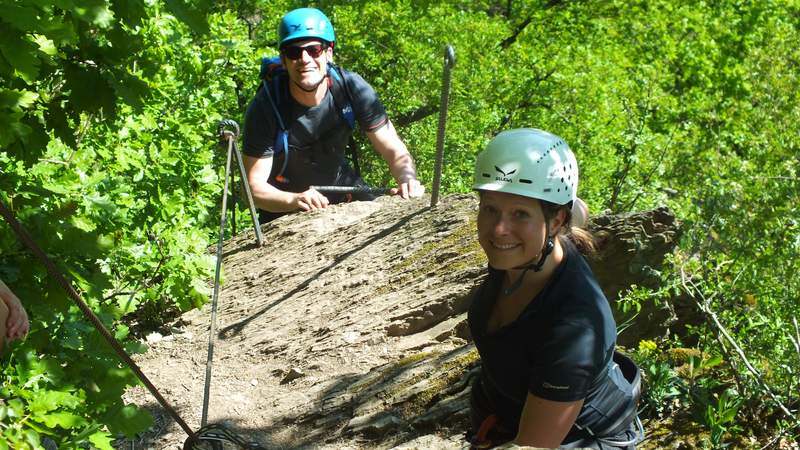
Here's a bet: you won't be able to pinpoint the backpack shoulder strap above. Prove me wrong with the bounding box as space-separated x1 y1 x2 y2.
260 57 290 131
259 56 290 179
326 64 360 176
326 64 356 130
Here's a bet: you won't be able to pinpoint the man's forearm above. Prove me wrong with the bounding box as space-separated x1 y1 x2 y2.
250 183 299 212
388 151 418 184
243 154 299 212
368 120 420 184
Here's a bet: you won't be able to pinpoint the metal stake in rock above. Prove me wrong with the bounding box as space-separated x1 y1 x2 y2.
430 45 456 208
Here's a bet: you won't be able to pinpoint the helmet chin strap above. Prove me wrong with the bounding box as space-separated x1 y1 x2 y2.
501 236 554 296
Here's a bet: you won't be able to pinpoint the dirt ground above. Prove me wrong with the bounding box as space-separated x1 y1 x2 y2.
119 196 481 450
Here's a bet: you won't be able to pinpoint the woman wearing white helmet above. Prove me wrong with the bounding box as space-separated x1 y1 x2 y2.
467 129 642 449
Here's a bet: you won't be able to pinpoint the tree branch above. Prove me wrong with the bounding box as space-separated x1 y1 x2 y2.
500 16 532 49
680 267 795 420
394 104 437 127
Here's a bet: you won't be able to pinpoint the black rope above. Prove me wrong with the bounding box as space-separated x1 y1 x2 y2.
0 200 197 440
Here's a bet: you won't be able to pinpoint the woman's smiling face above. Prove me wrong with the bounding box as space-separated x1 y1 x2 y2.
477 190 549 270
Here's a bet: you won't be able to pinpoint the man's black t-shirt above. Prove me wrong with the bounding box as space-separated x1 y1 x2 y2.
468 239 620 439
242 68 388 193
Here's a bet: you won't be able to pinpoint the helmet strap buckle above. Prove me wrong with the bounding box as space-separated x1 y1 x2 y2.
502 235 555 296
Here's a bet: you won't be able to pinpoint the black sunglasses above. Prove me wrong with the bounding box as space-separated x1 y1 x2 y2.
281 43 327 60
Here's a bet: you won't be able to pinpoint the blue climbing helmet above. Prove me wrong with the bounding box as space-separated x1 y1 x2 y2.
278 8 336 48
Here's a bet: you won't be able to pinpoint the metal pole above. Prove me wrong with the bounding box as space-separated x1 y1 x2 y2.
201 132 234 427
430 45 456 208
310 185 392 195
218 120 264 247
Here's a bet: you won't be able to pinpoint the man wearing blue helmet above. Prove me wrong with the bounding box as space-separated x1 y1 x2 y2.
242 7 424 222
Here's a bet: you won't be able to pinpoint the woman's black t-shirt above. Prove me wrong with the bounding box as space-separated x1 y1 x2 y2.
468 239 618 435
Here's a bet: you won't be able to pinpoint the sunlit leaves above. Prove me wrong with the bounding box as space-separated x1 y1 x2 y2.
0 29 41 83
164 0 213 35
27 390 82 415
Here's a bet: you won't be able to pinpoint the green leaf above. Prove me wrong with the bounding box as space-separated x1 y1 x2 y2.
28 390 82 414
35 411 88 429
43 102 76 147
108 73 149 110
14 350 61 381
164 0 211 35
89 431 115 450
102 404 153 438
41 181 72 195
123 339 147 355
110 0 147 26
34 35 57 56
64 64 116 116
0 111 30 147
0 89 39 110
72 0 115 28
96 234 114 251
0 29 41 83
71 215 97 232
24 429 41 448
40 17 79 46
86 194 117 214
86 367 134 405
703 355 723 368
0 4 47 33
114 324 130 340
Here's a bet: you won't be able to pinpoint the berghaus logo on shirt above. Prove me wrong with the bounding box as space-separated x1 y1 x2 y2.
542 381 570 390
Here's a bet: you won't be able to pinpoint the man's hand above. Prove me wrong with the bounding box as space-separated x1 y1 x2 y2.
294 188 330 211
390 178 425 199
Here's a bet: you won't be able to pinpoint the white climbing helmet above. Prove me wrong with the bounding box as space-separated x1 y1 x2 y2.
473 128 578 205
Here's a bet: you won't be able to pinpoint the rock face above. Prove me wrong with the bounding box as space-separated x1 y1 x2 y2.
123 194 680 450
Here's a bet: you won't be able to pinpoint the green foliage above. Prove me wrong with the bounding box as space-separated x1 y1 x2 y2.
1 1 248 447
703 389 744 447
1 0 799 446
632 339 684 418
